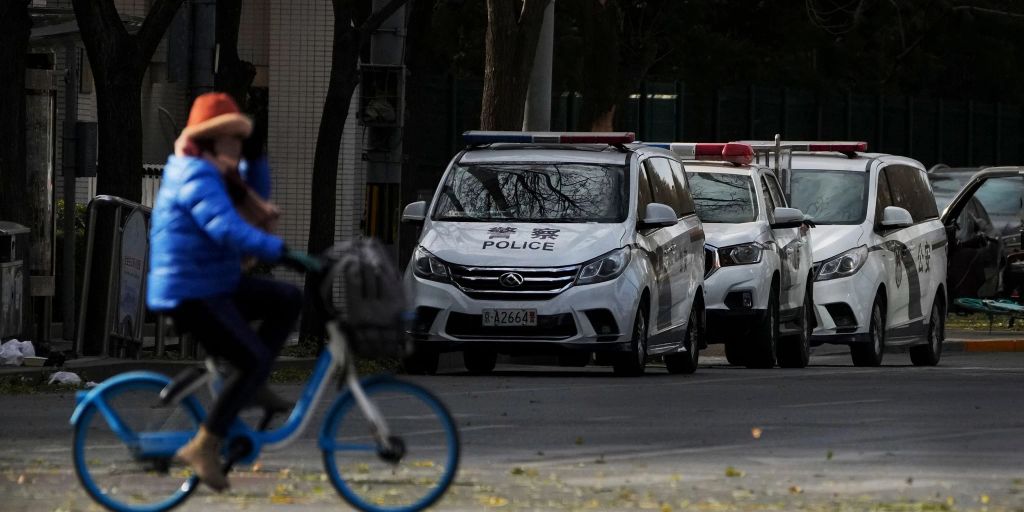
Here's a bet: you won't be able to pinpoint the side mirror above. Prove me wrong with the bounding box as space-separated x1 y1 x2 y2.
402 201 427 224
638 203 678 229
770 207 805 229
881 206 914 229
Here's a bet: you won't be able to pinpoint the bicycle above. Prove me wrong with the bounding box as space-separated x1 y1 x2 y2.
69 241 461 512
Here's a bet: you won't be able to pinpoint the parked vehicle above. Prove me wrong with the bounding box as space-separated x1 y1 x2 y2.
743 141 948 366
642 142 814 368
401 131 706 376
927 165 1022 300
935 167 1024 301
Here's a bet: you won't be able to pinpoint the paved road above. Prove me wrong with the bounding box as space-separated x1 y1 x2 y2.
3 350 1023 511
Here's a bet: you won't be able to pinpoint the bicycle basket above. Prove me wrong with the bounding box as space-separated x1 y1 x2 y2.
319 239 412 359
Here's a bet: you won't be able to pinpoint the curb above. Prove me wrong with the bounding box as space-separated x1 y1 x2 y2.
945 339 1024 353
0 357 318 382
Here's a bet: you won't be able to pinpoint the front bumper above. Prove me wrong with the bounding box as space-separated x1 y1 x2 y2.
810 272 879 346
703 261 772 343
406 270 643 354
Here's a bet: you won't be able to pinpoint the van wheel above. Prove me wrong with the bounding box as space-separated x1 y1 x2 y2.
746 285 779 369
910 300 944 366
777 287 813 368
851 298 885 366
463 349 497 374
665 305 700 374
402 349 440 375
558 352 592 367
724 340 747 366
613 307 648 376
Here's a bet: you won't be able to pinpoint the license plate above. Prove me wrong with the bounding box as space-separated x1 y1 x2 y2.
482 309 537 327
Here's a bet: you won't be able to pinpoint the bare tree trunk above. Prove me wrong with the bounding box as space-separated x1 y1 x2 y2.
72 0 184 354
0 0 34 340
215 0 256 104
480 0 549 130
577 0 621 130
300 0 408 342
0 0 32 224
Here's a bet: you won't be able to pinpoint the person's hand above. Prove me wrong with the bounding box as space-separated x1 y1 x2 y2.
174 134 199 157
279 249 323 274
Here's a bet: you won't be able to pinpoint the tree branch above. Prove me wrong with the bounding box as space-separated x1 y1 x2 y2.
950 4 1024 19
359 0 410 46
136 0 186 62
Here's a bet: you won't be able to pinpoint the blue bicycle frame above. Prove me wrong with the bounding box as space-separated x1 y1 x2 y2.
70 321 390 465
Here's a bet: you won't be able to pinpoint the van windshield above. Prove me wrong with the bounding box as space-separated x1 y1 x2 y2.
688 172 758 223
432 163 627 223
789 169 868 224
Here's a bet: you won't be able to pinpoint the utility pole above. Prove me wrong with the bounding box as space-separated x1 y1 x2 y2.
61 43 79 341
523 0 554 131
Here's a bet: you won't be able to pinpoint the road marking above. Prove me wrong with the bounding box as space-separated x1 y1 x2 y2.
782 399 888 409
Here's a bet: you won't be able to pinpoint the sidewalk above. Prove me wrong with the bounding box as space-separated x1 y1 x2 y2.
0 355 318 382
945 328 1024 352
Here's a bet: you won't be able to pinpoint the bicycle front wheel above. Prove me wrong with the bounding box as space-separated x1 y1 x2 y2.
72 374 205 512
320 376 460 512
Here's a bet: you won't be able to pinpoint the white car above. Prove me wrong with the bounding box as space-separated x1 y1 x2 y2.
753 141 948 366
645 143 815 368
401 131 706 376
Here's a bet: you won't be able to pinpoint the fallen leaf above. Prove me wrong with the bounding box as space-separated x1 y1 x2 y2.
725 466 745 478
478 495 509 507
789 485 803 494
751 427 763 439
826 450 834 460
575 436 584 445
16 474 24 485
981 494 990 504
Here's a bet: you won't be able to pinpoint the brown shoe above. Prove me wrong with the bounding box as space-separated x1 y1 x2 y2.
175 425 229 491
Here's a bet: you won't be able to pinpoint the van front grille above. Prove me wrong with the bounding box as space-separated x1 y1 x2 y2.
448 264 580 301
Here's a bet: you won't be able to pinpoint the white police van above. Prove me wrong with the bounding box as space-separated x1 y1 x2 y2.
401 131 706 376
643 142 815 368
747 141 948 366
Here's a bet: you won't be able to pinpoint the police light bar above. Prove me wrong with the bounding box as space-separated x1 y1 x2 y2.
463 131 635 145
740 140 868 153
644 142 755 165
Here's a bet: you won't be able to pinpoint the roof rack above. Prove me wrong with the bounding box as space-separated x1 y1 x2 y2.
462 131 635 146
737 139 868 158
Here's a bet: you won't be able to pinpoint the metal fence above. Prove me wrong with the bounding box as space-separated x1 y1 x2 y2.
434 79 1024 169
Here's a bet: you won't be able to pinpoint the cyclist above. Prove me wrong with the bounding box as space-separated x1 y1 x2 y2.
146 92 316 491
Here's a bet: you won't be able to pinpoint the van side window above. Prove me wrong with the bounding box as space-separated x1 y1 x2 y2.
646 158 685 218
760 176 777 222
637 161 653 218
875 168 894 228
668 159 696 216
766 173 787 208
885 165 938 222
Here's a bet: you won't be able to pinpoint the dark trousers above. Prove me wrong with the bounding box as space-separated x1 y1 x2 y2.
171 277 302 436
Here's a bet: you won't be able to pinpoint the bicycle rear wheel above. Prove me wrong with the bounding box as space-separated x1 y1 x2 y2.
320 375 460 512
72 373 205 512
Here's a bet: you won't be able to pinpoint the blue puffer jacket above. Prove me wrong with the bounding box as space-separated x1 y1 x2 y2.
146 155 285 311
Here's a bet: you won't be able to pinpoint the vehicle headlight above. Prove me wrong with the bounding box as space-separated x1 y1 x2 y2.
412 247 450 282
815 245 868 281
718 242 764 266
577 247 631 285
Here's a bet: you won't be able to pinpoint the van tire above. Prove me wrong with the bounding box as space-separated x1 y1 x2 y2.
724 340 747 366
777 286 813 368
463 349 497 374
851 298 885 367
558 352 592 367
665 305 700 374
910 300 944 366
613 307 648 376
403 349 440 375
746 285 779 369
